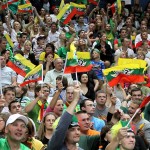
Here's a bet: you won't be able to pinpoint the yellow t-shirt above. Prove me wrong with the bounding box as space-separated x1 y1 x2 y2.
39 52 59 61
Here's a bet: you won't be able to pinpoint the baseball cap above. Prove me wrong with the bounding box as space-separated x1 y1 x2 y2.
6 114 28 126
68 115 79 128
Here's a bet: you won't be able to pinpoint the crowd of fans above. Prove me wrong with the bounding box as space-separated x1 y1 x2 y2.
0 0 150 149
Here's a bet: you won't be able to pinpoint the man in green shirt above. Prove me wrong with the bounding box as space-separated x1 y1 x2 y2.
0 113 30 150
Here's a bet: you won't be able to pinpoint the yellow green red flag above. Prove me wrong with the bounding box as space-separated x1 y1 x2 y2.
7 54 35 77
20 64 42 86
64 52 93 73
103 63 145 87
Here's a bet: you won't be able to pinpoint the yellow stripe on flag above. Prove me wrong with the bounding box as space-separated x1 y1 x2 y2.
15 54 35 69
24 64 42 78
117 0 121 14
18 3 32 9
77 52 90 59
70 2 86 8
57 4 70 20
103 64 140 76
4 33 14 48
67 52 74 59
118 58 147 68
59 0 65 10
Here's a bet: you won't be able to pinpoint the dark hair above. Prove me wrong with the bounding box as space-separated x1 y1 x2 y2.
0 37 6 43
130 87 142 96
51 22 58 27
100 124 113 150
8 100 20 111
80 99 93 110
35 83 50 98
3 86 16 96
56 75 68 90
45 43 55 53
1 50 9 56
20 32 27 38
14 50 24 56
75 110 87 116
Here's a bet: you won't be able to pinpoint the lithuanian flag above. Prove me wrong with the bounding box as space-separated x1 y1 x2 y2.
20 65 42 86
64 52 93 73
7 54 35 77
18 0 32 13
103 64 145 87
1 0 18 9
57 2 86 24
70 2 86 16
109 0 121 14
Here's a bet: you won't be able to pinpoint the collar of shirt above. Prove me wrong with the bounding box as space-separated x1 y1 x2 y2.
53 68 63 73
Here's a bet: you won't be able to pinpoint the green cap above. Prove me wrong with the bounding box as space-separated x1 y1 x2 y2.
68 115 79 128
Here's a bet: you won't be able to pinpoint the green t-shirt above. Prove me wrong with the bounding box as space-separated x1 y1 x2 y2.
0 138 30 150
79 135 100 150
27 102 48 130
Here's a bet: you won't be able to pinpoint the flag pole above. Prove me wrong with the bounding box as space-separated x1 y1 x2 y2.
41 64 43 83
75 67 79 86
126 108 140 127
0 57 3 96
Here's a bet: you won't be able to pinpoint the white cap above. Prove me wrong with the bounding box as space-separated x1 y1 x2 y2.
6 114 28 126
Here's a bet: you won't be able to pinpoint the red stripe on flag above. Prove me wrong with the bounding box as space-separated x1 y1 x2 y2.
20 77 42 86
108 74 145 87
139 96 150 109
64 64 93 73
110 3 116 14
64 8 77 24
18 9 32 13
64 66 76 73
76 11 84 16
7 61 26 77
76 65 93 72
88 0 98 5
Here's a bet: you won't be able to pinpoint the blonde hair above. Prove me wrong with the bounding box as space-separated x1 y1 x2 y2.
22 40 32 52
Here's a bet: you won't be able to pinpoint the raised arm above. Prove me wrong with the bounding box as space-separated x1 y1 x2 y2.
47 89 80 150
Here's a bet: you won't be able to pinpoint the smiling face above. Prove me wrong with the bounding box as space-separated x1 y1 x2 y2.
5 119 27 142
76 113 90 133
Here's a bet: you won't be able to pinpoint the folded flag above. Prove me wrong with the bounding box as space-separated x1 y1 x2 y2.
70 2 86 15
103 64 145 87
18 0 32 13
20 64 42 86
57 4 78 24
7 54 35 77
64 52 93 73
1 0 18 9
109 0 121 14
